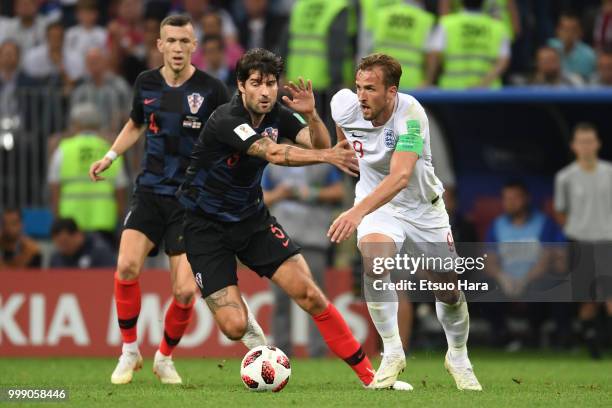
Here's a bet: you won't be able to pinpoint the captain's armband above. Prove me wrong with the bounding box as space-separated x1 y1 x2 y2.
396 120 423 155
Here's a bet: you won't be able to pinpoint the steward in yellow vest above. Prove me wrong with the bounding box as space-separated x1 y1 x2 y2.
427 0 510 89
438 0 520 40
48 104 127 238
371 1 434 89
286 0 356 90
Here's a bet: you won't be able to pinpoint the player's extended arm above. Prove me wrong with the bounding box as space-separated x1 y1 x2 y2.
89 119 145 181
327 151 418 243
357 151 417 215
294 111 331 149
246 137 359 176
283 78 331 149
335 124 346 143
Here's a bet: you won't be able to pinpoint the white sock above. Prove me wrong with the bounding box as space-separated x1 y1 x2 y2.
435 291 469 364
364 273 403 355
122 341 138 354
240 296 267 349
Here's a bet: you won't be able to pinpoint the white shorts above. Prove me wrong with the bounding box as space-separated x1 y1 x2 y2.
357 204 458 272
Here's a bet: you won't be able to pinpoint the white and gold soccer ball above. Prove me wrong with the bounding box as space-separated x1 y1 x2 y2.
240 345 291 392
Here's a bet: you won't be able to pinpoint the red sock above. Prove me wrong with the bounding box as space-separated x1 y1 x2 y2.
313 303 374 385
114 272 141 343
159 298 195 356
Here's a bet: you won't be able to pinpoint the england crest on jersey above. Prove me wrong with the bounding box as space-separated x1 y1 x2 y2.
383 128 396 149
187 93 204 114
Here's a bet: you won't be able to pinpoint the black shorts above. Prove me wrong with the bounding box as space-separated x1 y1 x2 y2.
184 209 301 298
123 191 185 256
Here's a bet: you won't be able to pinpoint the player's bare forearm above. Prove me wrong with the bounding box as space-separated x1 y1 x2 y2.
353 151 417 216
248 137 324 166
89 119 144 181
247 138 358 175
335 124 346 143
109 118 145 156
303 110 331 148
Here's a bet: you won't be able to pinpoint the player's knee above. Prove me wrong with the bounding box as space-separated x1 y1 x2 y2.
173 279 198 305
437 289 460 305
298 285 327 315
117 256 141 280
173 286 197 305
221 314 248 340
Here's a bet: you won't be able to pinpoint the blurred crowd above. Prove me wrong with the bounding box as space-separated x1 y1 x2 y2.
0 0 611 119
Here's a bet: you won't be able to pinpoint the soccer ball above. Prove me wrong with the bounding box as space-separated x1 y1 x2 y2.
240 345 291 392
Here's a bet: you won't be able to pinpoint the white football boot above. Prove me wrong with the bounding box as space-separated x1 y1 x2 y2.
444 351 482 391
240 296 267 349
110 349 143 384
153 350 183 384
364 378 413 391
371 352 406 389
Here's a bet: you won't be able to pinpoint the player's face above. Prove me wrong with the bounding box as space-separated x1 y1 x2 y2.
502 187 528 217
355 67 397 122
238 71 278 115
157 24 197 74
571 130 600 160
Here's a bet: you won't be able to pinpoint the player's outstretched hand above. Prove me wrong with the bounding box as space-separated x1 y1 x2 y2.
282 77 315 115
89 158 112 182
328 208 364 243
327 139 359 177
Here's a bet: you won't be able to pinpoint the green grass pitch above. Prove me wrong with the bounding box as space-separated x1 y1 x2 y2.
2 350 611 407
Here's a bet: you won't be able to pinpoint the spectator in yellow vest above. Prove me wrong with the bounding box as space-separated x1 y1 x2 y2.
438 0 521 40
426 0 510 89
48 103 128 247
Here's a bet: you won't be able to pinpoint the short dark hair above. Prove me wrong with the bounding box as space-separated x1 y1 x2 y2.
357 53 402 88
463 0 485 10
236 48 283 83
572 122 599 139
51 218 80 236
503 180 529 194
203 34 224 50
46 21 64 34
76 0 98 11
559 13 581 24
160 14 192 29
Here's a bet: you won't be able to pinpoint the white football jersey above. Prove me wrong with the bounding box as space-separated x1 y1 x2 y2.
331 89 447 226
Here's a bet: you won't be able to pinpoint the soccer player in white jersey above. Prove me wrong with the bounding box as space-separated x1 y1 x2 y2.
328 53 482 391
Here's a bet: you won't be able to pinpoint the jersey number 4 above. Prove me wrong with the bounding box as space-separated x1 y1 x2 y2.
149 113 160 134
353 140 364 158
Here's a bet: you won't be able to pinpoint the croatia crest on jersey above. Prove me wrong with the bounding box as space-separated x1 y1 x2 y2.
262 127 279 142
383 128 396 149
187 93 204 114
